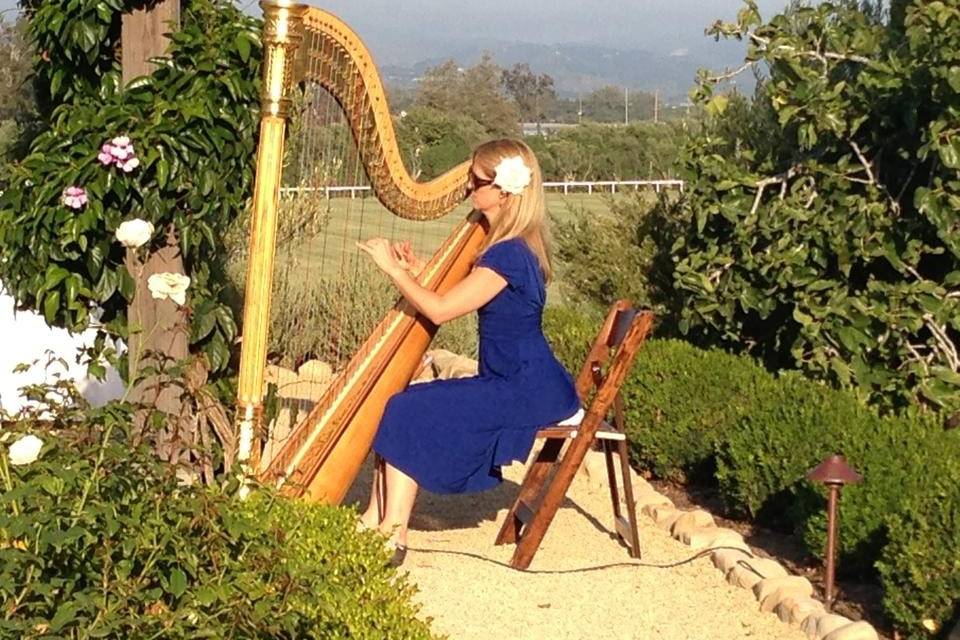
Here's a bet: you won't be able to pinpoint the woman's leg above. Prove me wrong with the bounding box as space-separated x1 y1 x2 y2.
359 455 386 529
378 460 419 546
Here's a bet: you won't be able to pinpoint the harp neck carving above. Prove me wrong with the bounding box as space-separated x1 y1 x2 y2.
263 1 471 220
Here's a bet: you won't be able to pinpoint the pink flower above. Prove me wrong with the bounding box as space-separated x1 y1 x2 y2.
98 135 138 173
120 157 140 173
61 186 88 209
98 143 115 165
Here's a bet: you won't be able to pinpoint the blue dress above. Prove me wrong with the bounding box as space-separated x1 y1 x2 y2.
372 237 580 494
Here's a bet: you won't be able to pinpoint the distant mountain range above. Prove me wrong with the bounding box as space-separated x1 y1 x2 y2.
377 38 754 103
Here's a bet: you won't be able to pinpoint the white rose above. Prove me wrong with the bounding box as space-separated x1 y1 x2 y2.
147 272 191 306
115 219 155 249
8 434 43 466
493 155 533 195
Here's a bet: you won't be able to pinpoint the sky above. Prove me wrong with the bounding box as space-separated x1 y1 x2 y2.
2 0 793 57
235 0 794 65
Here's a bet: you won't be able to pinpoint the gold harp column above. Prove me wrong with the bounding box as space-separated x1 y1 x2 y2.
235 0 306 487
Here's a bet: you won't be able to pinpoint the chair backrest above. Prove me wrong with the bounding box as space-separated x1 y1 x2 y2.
573 300 651 400
573 300 654 433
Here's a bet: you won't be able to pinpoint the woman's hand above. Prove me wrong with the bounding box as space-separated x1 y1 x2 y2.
357 238 403 278
392 240 424 275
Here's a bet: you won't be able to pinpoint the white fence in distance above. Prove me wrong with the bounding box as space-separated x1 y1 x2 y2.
279 179 684 199
544 179 684 194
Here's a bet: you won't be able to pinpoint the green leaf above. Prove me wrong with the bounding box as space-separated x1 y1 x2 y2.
792 307 814 326
948 66 960 93
706 94 730 116
195 585 218 606
169 568 187 598
118 267 136 301
49 601 78 632
939 137 960 169
191 301 218 342
214 305 237 342
156 156 169 189
44 290 61 324
235 32 251 63
44 265 71 291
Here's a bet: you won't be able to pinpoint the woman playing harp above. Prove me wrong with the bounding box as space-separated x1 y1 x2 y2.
356 139 580 566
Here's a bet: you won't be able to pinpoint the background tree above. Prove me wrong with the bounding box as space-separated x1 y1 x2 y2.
655 0 959 412
394 107 487 180
0 15 34 187
578 85 655 124
501 63 556 127
414 53 519 138
527 121 683 181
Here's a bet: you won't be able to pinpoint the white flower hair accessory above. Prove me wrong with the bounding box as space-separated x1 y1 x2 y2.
493 156 532 195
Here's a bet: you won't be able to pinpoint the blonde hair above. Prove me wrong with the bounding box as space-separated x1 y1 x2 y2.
472 138 553 282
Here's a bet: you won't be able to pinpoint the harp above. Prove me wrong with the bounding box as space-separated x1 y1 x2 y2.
234 0 486 503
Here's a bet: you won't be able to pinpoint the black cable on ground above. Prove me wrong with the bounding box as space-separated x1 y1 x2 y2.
402 545 765 576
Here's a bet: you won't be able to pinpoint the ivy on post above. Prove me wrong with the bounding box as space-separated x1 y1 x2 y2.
0 0 260 485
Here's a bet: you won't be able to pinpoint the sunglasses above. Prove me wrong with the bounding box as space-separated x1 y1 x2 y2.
466 170 498 194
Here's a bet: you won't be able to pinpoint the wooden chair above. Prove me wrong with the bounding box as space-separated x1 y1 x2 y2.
495 300 654 569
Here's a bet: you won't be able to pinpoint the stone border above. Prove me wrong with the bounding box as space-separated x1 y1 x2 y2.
579 451 881 640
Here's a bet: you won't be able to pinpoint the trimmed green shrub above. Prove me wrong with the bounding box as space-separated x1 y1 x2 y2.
716 380 951 574
619 339 772 482
543 303 604 375
0 402 433 639
876 440 960 639
244 497 434 639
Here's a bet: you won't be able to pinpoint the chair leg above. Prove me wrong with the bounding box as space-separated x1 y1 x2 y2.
603 440 623 524
617 439 641 558
495 437 564 546
510 430 595 570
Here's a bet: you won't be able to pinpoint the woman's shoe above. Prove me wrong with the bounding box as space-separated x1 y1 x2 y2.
389 543 407 567
383 538 407 567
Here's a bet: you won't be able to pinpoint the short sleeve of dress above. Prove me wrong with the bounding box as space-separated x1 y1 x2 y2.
477 240 525 291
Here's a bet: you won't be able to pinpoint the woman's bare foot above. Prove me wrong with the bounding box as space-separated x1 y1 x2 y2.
357 511 380 532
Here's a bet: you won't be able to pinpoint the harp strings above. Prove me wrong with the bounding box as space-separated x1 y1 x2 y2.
260 13 472 471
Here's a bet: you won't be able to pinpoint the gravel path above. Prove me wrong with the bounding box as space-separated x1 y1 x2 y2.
347 454 808 640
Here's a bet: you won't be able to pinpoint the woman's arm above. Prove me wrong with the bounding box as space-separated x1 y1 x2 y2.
358 238 507 324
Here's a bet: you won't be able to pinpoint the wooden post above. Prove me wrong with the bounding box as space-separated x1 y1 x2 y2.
121 1 192 467
121 0 180 83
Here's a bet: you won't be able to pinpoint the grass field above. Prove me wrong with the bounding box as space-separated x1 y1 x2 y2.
274 190 633 280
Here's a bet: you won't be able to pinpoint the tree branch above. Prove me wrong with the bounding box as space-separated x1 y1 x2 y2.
904 343 932 376
849 141 877 184
750 166 801 216
747 33 872 65
923 313 960 372
705 61 754 84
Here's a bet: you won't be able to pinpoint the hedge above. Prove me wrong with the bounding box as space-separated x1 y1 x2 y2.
0 403 434 639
